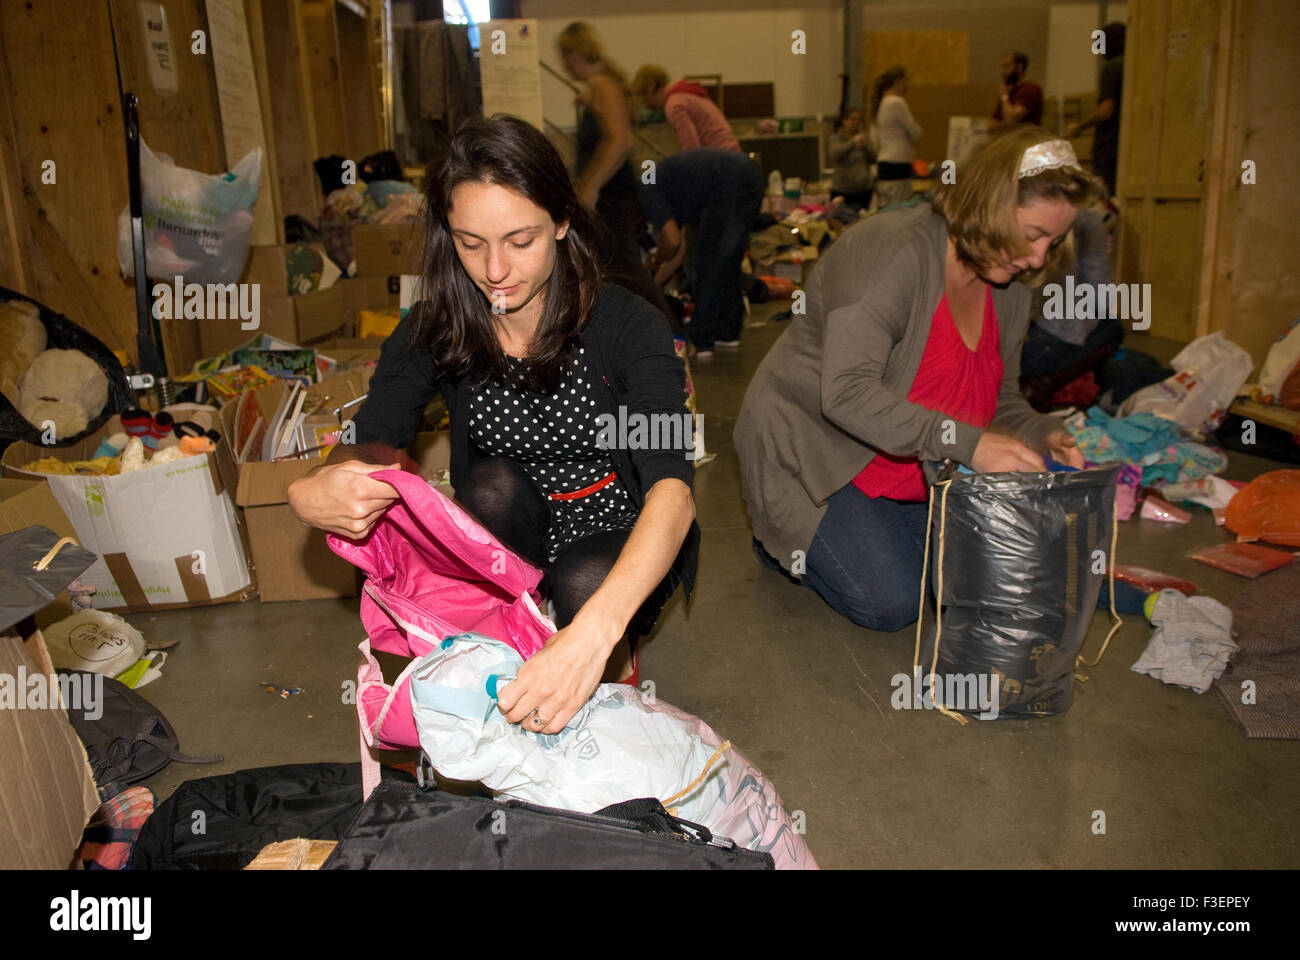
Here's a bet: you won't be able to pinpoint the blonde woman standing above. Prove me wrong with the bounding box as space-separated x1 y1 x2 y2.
557 22 678 333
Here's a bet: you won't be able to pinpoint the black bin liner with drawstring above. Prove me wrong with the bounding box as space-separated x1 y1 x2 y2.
0 286 133 447
916 462 1122 718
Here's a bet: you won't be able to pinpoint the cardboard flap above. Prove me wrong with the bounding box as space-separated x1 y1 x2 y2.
0 630 100 868
236 458 322 508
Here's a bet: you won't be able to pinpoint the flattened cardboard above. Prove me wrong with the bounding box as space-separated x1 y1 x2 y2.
1 415 256 612
0 629 100 869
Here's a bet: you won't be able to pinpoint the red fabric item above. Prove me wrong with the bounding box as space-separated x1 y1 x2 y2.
1051 370 1101 407
666 80 711 99
853 288 1004 501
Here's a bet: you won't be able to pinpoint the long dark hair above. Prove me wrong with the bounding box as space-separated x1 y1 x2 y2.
409 115 602 392
870 66 906 119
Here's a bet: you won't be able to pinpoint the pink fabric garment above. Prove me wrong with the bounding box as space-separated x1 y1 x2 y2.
327 469 556 793
664 83 742 151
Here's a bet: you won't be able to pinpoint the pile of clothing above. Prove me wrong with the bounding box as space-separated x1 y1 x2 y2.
1066 405 1228 486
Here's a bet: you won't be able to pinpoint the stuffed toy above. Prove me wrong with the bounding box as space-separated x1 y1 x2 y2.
0 298 46 409
2 296 112 440
18 349 109 439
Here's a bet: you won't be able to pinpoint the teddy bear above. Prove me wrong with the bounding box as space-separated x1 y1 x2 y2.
1 297 110 440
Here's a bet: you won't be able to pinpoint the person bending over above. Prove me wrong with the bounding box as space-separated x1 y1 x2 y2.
735 126 1101 631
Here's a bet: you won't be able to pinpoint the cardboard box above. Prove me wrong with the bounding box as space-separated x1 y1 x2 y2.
197 287 344 358
239 244 290 297
1 413 257 612
293 286 347 344
0 479 81 627
199 294 296 358
338 275 400 326
234 458 361 602
313 337 385 369
230 426 450 603
0 628 100 868
352 223 421 278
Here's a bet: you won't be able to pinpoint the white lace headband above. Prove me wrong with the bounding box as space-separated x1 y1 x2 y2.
1018 139 1082 178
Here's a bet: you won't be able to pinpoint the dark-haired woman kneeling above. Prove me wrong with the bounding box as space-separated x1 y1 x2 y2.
288 116 699 733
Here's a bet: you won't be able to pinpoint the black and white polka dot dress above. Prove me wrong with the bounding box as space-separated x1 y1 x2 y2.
468 347 638 562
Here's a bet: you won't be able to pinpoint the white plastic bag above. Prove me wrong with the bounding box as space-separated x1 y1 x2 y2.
409 633 818 869
1119 331 1254 434
116 137 262 284
1257 318 1300 403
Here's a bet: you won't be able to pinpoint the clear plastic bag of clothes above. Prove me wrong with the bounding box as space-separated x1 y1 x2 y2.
409 632 818 869
914 462 1123 719
116 137 262 284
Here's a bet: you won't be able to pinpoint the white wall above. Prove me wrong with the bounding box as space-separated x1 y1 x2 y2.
1045 3 1129 99
517 0 1129 129
519 0 844 126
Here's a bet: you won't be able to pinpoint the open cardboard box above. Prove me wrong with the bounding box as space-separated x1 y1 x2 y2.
0 627 100 868
1 409 256 612
230 419 450 602
223 370 384 603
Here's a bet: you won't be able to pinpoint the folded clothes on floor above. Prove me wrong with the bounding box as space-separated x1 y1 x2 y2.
1131 589 1237 693
1067 405 1228 486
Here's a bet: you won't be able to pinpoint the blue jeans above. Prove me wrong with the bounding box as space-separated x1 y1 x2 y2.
801 483 931 631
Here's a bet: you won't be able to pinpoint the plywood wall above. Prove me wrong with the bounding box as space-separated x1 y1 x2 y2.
1118 0 1298 364
0 0 226 371
863 29 970 88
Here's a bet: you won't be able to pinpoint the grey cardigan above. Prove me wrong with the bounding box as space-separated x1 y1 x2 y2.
734 204 1060 570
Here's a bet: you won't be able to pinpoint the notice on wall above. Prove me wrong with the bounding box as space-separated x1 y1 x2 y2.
205 0 275 245
138 2 179 95
480 19 544 131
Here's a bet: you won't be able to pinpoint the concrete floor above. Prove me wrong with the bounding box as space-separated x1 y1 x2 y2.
135 302 1299 868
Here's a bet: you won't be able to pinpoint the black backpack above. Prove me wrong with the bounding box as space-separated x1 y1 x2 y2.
58 669 222 797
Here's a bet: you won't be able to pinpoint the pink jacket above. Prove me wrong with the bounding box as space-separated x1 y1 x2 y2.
664 81 742 152
327 469 555 794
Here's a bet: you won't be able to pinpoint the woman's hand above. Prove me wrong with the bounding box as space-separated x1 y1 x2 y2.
496 614 621 733
970 431 1047 473
287 460 401 538
1045 429 1086 468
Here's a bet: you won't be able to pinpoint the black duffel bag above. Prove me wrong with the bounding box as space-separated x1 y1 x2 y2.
131 762 388 870
321 777 774 870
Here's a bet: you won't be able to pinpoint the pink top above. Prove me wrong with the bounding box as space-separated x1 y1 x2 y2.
665 83 742 151
852 288 1004 502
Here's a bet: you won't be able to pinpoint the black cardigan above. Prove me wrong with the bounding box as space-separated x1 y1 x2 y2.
351 282 701 601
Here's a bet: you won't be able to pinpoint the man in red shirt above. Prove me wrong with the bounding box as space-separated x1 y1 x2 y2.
991 52 1043 128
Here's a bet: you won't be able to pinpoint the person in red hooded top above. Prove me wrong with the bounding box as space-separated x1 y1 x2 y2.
632 65 742 152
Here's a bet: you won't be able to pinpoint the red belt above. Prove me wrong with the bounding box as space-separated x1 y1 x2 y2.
548 471 618 501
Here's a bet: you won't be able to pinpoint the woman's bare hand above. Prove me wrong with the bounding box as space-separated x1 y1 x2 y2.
970 431 1047 473
286 461 401 539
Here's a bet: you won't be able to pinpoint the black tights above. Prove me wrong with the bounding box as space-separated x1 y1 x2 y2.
455 457 674 634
